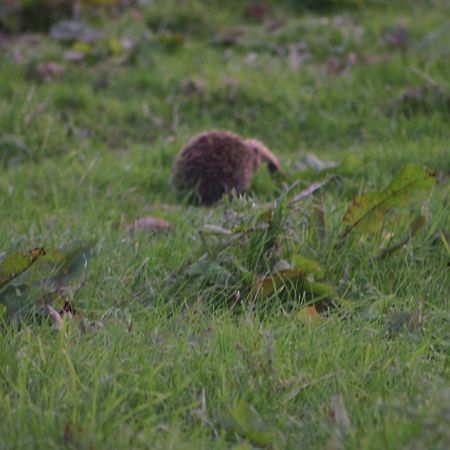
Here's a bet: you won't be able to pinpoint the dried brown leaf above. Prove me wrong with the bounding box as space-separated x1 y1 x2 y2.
32 62 65 82
244 3 270 22
128 217 172 234
47 305 64 329
288 178 331 206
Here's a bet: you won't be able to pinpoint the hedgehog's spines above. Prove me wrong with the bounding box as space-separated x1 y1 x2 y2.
172 130 281 205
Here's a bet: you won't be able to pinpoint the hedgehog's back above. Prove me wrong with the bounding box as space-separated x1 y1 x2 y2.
173 131 255 205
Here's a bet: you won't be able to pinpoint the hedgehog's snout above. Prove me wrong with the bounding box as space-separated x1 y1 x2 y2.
245 139 281 174
266 161 279 173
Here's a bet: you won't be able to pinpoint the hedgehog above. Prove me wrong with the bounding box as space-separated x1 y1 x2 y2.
172 130 281 205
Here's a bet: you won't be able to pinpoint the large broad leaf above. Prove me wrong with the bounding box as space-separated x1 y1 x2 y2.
10 242 93 290
45 241 93 289
0 284 32 322
342 164 435 236
0 248 46 288
0 241 93 323
381 164 435 207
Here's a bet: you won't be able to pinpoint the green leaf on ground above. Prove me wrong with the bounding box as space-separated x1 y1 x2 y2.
0 241 93 323
291 255 326 279
0 247 46 289
342 164 435 237
45 241 93 289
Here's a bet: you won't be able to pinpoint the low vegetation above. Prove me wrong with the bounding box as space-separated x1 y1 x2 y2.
0 0 449 448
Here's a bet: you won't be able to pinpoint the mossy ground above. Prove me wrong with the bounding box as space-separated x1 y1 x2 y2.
0 1 449 449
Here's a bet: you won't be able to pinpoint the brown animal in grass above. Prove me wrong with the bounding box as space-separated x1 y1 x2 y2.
172 130 281 205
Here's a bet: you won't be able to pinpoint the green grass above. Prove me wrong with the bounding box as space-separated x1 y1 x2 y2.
1 0 449 449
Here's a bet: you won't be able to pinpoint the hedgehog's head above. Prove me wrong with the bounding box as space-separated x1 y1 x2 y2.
245 139 281 174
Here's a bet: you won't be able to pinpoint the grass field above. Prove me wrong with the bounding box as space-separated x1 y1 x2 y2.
0 1 449 448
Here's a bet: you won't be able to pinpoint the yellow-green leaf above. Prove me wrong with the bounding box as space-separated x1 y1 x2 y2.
253 270 338 306
159 33 186 49
291 255 326 279
295 305 324 323
253 269 303 297
231 400 275 447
